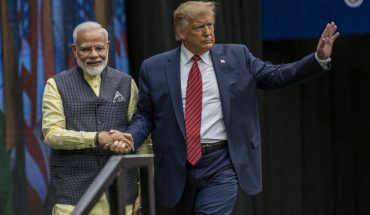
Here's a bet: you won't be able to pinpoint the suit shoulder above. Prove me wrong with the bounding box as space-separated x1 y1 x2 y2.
214 43 249 52
143 47 179 65
212 44 251 59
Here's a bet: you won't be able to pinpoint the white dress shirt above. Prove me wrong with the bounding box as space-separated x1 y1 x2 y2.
180 44 227 143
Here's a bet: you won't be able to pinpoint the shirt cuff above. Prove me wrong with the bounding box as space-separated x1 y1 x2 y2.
315 52 331 70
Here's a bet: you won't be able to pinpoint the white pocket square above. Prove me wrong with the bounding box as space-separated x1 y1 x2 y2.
113 91 125 103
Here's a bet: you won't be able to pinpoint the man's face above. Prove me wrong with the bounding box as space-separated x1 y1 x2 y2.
72 29 109 76
179 13 215 55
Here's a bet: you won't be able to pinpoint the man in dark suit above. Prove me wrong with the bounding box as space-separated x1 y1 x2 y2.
123 1 339 214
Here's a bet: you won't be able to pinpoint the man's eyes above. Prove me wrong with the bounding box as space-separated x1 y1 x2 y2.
79 46 106 52
194 24 214 32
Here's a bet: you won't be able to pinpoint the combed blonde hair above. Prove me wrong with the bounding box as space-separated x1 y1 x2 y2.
173 1 216 41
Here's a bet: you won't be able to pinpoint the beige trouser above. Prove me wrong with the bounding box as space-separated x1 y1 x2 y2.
52 141 152 215
52 194 133 215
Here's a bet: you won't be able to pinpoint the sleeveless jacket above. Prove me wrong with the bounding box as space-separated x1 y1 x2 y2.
50 66 137 205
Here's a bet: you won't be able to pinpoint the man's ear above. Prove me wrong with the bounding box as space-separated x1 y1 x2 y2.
71 44 78 59
106 41 110 51
176 27 185 40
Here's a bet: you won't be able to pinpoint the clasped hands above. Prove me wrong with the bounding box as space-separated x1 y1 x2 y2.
97 130 134 154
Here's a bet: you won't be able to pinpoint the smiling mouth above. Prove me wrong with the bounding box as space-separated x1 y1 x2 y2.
87 61 102 66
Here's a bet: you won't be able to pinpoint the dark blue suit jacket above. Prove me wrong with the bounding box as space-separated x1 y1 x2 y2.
126 44 325 207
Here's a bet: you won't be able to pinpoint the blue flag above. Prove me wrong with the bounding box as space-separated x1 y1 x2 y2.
17 0 50 208
51 0 66 73
112 0 130 74
0 11 3 113
64 0 96 67
0 24 12 209
262 0 370 40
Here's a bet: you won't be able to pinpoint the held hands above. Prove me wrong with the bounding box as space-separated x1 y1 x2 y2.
97 130 134 154
316 22 339 60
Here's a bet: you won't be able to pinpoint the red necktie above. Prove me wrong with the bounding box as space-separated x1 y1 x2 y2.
185 55 202 166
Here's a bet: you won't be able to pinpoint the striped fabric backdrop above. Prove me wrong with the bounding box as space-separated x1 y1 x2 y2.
0 0 129 213
112 0 130 74
0 3 12 214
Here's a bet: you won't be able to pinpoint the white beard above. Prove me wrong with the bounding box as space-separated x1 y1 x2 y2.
77 56 108 76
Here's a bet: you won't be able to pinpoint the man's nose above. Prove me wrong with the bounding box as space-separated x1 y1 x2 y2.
203 26 211 35
89 48 99 57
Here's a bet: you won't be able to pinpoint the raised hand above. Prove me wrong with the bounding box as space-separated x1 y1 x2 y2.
316 22 339 60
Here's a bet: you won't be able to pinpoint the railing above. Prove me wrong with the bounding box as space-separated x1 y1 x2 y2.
71 154 155 215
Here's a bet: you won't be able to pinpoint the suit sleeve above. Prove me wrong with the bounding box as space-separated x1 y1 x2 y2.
242 45 326 89
125 62 153 150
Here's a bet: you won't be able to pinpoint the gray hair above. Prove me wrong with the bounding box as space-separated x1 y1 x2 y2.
72 21 108 44
173 1 216 41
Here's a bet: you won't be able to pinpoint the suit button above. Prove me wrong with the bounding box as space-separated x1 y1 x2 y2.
97 121 102 125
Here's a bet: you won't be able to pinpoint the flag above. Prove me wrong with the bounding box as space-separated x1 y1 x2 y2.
0 5 4 114
113 0 130 73
17 0 51 212
261 0 370 40
0 4 13 213
51 0 66 73
64 0 96 68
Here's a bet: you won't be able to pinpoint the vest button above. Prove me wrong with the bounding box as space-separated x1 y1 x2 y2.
97 121 102 125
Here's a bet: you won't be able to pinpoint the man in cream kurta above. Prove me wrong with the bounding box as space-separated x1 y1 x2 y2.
42 21 150 215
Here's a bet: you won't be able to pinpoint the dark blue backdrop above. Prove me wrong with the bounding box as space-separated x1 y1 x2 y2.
262 0 370 40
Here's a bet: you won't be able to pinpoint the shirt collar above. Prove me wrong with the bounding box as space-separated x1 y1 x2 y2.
180 43 212 66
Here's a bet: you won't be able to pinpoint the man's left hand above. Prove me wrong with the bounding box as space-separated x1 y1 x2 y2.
316 22 339 60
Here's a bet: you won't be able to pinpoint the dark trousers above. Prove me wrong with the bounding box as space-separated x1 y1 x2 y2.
160 148 238 215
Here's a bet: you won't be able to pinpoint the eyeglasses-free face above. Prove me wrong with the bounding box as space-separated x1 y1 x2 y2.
180 13 215 55
72 29 109 67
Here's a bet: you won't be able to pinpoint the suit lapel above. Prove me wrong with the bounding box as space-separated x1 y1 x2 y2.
211 46 230 128
164 46 231 139
165 48 186 139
